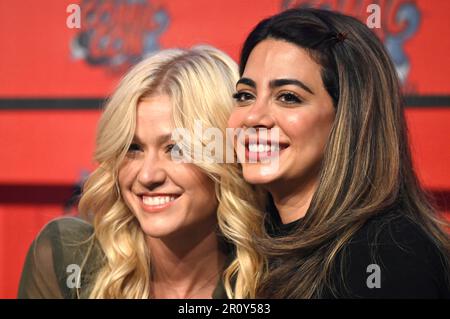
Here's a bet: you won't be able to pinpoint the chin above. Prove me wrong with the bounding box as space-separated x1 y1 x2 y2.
242 163 281 185
139 223 176 239
134 213 178 239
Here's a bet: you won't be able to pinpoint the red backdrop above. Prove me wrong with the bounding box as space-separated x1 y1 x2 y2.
1 0 449 298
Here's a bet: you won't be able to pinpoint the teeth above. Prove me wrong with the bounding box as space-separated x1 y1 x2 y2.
248 143 256 152
258 144 264 152
248 143 280 153
142 196 177 206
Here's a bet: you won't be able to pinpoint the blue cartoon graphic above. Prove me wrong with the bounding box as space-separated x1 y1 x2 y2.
384 2 420 84
283 0 421 87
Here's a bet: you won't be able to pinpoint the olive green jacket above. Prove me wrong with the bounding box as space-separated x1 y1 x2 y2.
17 217 227 299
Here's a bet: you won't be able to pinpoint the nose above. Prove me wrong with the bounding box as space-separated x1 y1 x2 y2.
242 96 275 129
137 153 167 190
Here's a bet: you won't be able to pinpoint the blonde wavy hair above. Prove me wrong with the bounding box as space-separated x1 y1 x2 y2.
77 45 264 298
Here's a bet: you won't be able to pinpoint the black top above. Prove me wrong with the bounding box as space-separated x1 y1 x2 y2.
270 211 450 298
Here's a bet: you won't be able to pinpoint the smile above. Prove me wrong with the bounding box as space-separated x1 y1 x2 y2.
243 139 289 162
247 142 280 153
139 194 181 213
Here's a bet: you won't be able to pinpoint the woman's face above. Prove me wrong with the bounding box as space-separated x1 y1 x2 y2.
119 95 218 241
228 39 335 191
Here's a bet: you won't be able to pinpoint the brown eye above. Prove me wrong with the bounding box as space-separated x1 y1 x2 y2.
232 91 255 105
278 92 302 104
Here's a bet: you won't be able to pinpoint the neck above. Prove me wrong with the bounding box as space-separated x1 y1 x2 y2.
268 175 318 224
147 226 225 299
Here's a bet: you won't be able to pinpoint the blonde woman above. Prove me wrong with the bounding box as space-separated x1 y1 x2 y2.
17 46 260 299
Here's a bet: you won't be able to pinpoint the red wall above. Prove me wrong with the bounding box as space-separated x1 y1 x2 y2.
1 0 449 298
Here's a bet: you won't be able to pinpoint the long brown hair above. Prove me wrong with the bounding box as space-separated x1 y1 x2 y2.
221 8 450 298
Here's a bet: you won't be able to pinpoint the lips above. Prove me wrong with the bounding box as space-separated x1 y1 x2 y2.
138 193 181 213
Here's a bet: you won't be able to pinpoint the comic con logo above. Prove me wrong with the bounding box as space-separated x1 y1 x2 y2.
71 0 169 73
283 0 420 89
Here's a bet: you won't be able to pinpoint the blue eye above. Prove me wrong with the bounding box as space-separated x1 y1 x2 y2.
232 91 255 105
166 143 182 153
127 143 141 153
166 143 185 162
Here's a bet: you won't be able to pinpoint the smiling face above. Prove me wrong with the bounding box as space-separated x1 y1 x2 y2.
228 39 336 194
118 95 218 241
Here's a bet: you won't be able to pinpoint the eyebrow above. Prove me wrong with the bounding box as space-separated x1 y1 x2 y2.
236 77 314 95
132 133 172 144
269 79 314 95
236 77 256 89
